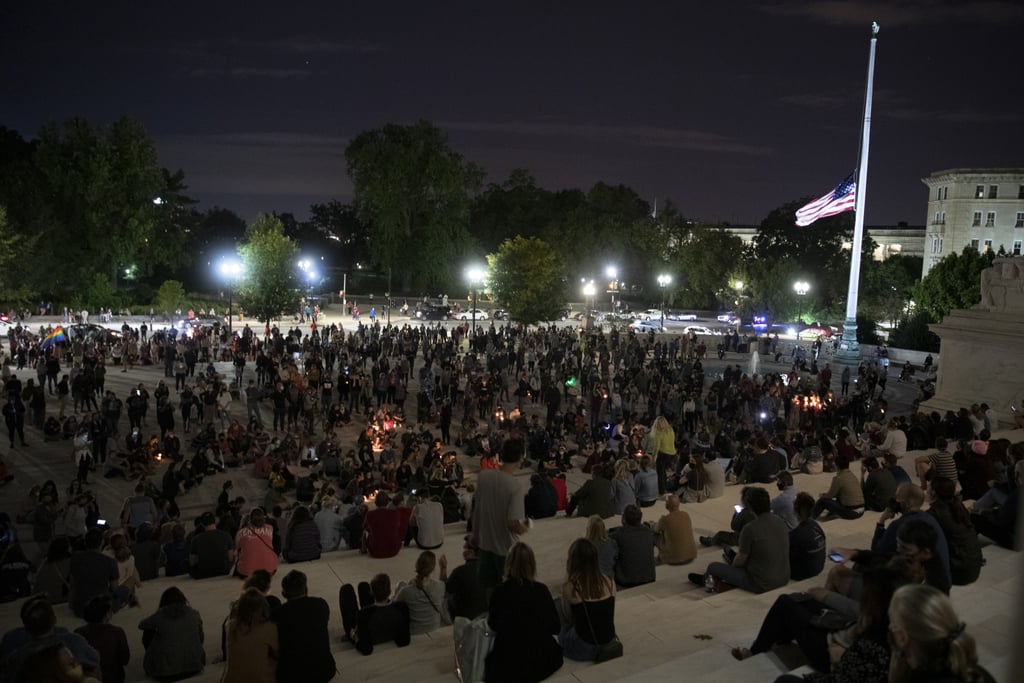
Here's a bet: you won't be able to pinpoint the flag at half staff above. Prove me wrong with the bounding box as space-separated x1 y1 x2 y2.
795 172 857 227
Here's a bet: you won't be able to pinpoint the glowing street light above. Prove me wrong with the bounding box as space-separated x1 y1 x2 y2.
794 281 810 338
466 267 486 336
219 259 244 336
657 274 672 325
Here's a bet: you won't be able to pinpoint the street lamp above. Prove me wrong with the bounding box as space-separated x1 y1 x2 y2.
657 274 672 326
582 280 596 329
466 267 486 336
794 281 810 339
606 266 618 311
219 259 243 337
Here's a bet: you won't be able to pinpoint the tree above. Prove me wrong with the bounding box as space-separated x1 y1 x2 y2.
153 280 187 317
345 121 483 291
861 254 923 326
487 236 569 325
672 226 745 309
237 214 299 324
913 247 993 321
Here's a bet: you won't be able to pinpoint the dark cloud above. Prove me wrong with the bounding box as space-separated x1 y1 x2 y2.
755 0 1024 27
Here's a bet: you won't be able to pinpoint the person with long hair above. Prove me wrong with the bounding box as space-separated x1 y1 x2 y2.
223 588 278 683
282 505 321 563
485 543 563 683
559 538 617 661
34 536 73 604
585 515 617 579
650 415 677 494
678 452 709 503
927 477 983 586
395 550 450 634
138 586 205 682
611 459 637 514
887 583 994 682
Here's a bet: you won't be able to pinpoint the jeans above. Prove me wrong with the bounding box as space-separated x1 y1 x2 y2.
706 562 758 593
555 597 600 662
812 498 864 520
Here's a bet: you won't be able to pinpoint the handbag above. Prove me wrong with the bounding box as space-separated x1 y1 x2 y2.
579 592 623 663
453 615 494 683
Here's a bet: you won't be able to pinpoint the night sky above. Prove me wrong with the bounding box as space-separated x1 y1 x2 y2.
3 1 1022 226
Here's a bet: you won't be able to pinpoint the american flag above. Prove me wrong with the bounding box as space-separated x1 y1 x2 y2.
795 172 857 227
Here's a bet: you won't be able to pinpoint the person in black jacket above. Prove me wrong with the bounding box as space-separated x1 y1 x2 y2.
524 473 558 519
339 573 411 655
272 570 335 682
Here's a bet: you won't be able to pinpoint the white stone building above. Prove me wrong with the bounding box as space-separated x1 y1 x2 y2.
921 168 1024 278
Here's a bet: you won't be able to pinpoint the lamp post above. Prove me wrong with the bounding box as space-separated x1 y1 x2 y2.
606 266 618 312
219 259 243 337
466 267 485 337
582 280 596 329
794 281 810 339
657 274 671 326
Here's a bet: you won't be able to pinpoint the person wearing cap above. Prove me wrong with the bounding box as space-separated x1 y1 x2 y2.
188 512 235 579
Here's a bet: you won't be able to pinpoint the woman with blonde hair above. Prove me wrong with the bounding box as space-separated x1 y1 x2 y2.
485 543 563 683
611 459 637 514
650 415 677 494
585 515 617 579
395 550 450 634
887 583 994 683
224 588 278 683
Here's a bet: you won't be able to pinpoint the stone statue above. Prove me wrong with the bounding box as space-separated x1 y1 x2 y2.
974 258 1024 313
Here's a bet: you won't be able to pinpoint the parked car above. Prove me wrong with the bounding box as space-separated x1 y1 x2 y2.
717 312 739 324
414 304 450 320
636 309 665 321
456 308 489 321
682 325 714 336
629 319 664 333
66 323 122 344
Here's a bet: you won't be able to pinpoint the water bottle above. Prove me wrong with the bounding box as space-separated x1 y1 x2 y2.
704 573 716 593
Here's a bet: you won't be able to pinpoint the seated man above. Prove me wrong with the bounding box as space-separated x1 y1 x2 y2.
363 493 409 558
565 465 616 519
771 471 798 530
609 504 656 588
689 487 790 594
339 573 411 655
188 511 235 579
811 456 864 520
440 538 488 621
861 455 897 512
654 494 697 565
914 437 958 486
524 473 559 519
789 492 826 581
700 486 757 547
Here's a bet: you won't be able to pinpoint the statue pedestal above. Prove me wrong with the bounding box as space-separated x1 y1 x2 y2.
921 308 1024 428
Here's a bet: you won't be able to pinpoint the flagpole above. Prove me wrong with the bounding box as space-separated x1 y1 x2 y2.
836 22 879 366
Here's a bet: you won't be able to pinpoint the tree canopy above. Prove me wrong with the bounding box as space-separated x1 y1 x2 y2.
487 236 568 325
237 214 299 325
345 120 483 291
913 247 993 321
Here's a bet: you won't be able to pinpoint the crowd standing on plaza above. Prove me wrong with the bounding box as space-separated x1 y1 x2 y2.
0 311 1016 682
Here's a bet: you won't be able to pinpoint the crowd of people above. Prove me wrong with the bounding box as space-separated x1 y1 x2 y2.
0 315 1017 682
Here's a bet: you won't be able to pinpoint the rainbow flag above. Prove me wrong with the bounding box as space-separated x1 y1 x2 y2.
40 326 66 349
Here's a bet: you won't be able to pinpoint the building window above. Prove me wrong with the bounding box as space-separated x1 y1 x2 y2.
976 185 985 198
1019 185 1024 199
943 187 949 200
1016 211 1024 228
973 211 982 227
941 211 946 224
939 237 943 253
984 239 993 252
1014 240 1022 256
988 185 998 199
970 239 980 251
986 212 996 227
933 211 941 225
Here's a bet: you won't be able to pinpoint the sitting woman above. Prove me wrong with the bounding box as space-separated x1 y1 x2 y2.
223 588 278 683
486 543 563 683
394 550 450 634
559 538 618 662
282 506 321 564
139 587 205 682
887 583 995 683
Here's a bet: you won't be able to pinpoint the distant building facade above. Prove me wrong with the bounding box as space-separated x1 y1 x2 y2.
921 168 1024 278
722 223 924 262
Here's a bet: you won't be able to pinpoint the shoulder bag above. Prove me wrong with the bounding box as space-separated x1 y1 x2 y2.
578 587 623 663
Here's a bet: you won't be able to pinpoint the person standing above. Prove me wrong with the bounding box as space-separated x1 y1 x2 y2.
471 439 529 594
272 570 336 683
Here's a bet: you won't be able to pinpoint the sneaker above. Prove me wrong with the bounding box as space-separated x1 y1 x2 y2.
688 572 706 587
699 535 714 547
